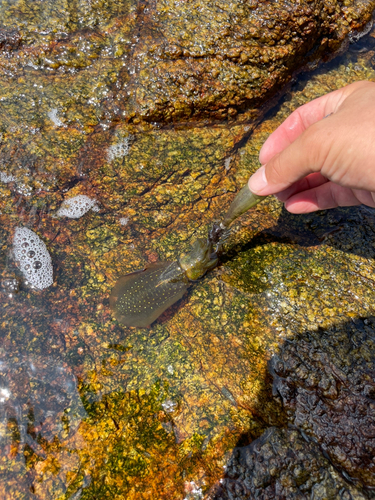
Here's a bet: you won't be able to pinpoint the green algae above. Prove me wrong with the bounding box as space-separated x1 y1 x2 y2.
224 242 294 295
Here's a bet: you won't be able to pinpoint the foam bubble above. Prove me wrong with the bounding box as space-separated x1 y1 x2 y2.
224 156 232 171
107 136 131 161
119 217 129 226
48 108 65 128
0 171 16 183
0 170 33 196
183 481 204 500
56 195 99 219
162 399 177 413
13 227 53 290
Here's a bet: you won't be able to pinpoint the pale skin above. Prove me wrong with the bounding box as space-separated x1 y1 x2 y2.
248 80 375 213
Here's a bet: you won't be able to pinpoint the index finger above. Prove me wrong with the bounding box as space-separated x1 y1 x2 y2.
259 86 349 165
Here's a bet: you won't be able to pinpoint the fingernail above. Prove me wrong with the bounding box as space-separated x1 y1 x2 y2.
248 165 267 194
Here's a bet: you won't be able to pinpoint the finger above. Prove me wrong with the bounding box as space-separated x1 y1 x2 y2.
259 88 347 165
259 81 374 165
249 118 335 196
249 81 375 197
284 182 369 214
275 172 329 202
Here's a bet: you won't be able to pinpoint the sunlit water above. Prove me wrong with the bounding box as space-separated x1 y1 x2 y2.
1 13 375 500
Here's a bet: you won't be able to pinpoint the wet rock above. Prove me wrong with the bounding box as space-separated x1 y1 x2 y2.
0 0 373 220
208 427 373 500
0 28 21 51
0 353 86 451
269 317 375 488
1 9 375 499
132 0 375 123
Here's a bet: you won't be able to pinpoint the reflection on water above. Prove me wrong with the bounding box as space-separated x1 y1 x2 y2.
0 352 88 498
1 4 375 499
0 353 86 452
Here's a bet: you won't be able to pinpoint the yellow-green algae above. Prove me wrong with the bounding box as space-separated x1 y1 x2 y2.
2 17 375 500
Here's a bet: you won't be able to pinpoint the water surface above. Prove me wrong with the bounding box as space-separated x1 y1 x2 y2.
1 11 375 500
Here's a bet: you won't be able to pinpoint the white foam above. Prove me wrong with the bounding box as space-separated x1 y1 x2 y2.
0 387 10 403
13 227 53 290
224 156 232 171
0 171 33 196
48 108 65 127
0 171 16 183
183 481 204 500
119 217 129 226
162 399 177 413
56 195 99 219
107 136 131 161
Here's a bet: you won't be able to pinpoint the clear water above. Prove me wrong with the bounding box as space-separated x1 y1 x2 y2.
1 13 375 499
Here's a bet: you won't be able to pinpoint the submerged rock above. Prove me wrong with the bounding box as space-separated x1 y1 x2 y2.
270 316 375 488
1 0 374 126
207 316 375 498
1 1 375 498
131 0 375 123
208 427 373 500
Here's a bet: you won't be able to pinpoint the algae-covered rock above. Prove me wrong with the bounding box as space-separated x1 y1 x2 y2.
2 3 375 499
1 0 374 126
131 0 375 123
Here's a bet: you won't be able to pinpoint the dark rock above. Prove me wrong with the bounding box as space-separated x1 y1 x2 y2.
270 317 375 488
0 29 21 52
208 426 372 500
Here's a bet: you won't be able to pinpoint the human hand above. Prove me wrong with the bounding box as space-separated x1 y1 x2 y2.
248 80 375 213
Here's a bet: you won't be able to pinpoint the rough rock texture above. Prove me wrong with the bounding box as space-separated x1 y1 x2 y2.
270 317 375 488
0 0 374 132
207 316 375 499
0 0 374 214
2 5 375 499
131 0 375 123
208 427 372 500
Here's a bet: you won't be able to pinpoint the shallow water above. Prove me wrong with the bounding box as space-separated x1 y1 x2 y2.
1 9 375 499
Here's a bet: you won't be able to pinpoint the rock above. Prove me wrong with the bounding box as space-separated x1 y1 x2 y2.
270 316 375 488
207 426 373 500
208 316 375 498
1 0 374 125
130 0 375 123
1 3 375 498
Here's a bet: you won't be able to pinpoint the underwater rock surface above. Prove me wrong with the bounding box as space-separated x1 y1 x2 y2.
1 2 375 499
0 0 374 218
2 0 372 125
270 317 375 488
208 427 372 500
130 0 375 123
209 317 375 498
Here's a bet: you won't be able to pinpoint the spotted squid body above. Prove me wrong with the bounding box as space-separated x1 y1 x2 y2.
110 184 265 327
